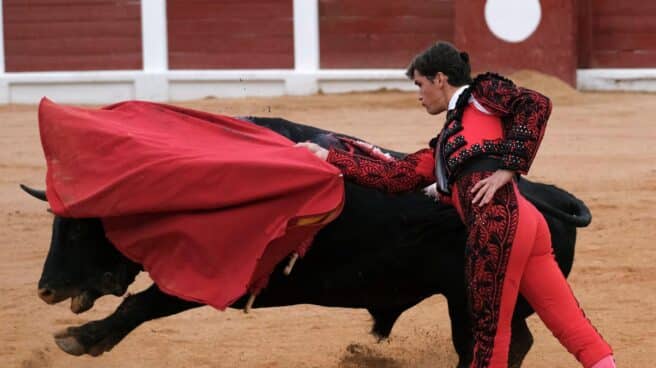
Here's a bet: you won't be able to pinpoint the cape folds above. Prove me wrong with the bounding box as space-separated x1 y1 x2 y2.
38 98 344 309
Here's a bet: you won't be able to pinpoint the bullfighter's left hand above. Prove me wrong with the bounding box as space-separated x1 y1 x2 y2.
295 141 329 160
470 169 515 207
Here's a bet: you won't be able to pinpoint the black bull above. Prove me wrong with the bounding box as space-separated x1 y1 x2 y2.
23 117 591 368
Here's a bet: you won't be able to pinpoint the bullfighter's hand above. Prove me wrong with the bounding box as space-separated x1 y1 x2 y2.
295 141 329 160
470 169 515 207
423 183 440 202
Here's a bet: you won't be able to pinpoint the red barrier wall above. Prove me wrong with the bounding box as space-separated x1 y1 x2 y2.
167 0 294 69
319 0 455 68
5 1 655 80
579 0 656 68
3 0 142 72
454 0 577 85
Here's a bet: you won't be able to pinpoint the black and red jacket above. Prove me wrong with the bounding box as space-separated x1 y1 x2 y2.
326 73 552 199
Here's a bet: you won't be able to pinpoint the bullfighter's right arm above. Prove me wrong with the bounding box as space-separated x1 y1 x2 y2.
326 147 436 194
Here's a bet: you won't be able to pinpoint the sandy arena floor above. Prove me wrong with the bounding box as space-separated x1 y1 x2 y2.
1 72 655 367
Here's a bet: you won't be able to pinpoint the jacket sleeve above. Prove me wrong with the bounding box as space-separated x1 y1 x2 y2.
471 73 552 174
326 147 436 194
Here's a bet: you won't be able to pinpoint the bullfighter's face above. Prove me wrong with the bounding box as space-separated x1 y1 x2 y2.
413 70 449 116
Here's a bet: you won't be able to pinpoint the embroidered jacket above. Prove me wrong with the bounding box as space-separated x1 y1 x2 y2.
440 73 552 175
326 73 551 196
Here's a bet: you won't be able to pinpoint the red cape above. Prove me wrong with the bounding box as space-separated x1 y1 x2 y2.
38 98 344 309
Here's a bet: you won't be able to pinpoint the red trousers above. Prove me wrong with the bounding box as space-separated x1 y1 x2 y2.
451 171 612 368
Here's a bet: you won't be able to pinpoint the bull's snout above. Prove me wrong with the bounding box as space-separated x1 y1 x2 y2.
38 287 69 304
38 287 56 303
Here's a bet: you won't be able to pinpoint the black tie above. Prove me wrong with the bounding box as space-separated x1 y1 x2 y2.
434 109 456 195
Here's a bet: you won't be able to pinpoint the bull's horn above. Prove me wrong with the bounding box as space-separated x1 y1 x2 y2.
244 293 257 314
283 253 299 276
20 184 47 201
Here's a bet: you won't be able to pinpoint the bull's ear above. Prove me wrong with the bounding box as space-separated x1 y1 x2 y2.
20 184 47 201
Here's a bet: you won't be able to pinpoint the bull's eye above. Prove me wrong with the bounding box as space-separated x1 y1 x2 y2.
46 208 53 214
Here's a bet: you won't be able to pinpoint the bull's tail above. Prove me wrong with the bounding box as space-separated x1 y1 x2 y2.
519 178 592 228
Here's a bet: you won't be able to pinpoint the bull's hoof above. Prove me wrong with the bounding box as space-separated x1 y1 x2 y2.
54 329 86 356
370 331 389 343
53 327 115 357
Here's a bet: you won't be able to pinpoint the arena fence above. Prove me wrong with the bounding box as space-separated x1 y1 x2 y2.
0 0 653 104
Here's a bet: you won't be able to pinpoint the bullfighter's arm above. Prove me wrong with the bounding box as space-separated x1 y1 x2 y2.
334 136 395 162
326 147 437 194
471 73 552 175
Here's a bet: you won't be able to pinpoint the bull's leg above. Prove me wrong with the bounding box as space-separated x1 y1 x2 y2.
366 304 414 341
54 284 201 356
446 298 533 368
446 294 473 368
508 317 533 368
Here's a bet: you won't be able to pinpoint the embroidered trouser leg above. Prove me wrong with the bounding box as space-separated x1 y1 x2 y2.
451 172 612 368
515 185 612 368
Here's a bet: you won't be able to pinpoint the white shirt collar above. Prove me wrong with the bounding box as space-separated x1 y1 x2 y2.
448 85 469 111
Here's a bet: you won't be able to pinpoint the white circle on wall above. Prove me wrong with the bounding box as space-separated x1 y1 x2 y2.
484 0 542 43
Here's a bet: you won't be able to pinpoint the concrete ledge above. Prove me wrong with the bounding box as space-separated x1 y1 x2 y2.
2 68 651 104
577 69 656 92
10 82 135 105
2 71 140 104
316 69 412 93
170 80 287 100
0 69 412 104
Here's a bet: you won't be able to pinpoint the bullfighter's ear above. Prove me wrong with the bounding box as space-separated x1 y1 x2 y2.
20 184 47 201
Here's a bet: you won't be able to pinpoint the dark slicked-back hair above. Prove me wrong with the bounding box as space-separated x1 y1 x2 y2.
406 42 473 86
